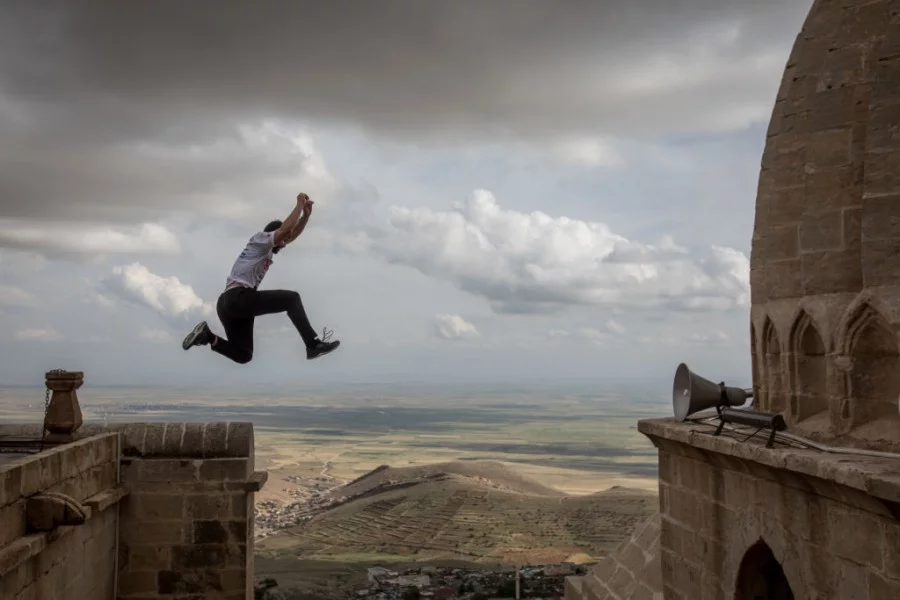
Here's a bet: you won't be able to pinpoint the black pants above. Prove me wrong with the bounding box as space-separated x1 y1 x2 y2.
211 286 318 364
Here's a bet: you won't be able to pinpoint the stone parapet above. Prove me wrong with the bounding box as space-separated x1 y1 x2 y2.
0 432 124 600
640 416 900 599
0 420 266 599
638 417 900 506
110 422 264 600
0 422 255 459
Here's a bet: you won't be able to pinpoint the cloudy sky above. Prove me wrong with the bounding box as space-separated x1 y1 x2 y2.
0 0 814 388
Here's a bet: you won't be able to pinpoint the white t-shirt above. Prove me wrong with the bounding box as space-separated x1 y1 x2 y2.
226 231 275 290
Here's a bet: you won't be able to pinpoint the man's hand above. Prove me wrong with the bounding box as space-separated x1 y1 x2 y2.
279 198 314 247
275 194 310 247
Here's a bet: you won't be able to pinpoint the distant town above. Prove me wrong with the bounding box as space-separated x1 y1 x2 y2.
255 470 475 539
255 472 347 538
255 492 330 538
257 562 594 599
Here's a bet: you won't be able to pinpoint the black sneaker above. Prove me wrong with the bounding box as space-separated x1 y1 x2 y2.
182 321 213 350
307 327 340 360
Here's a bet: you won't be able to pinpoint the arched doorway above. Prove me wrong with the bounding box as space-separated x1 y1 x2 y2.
734 540 794 600
790 312 828 424
846 305 900 427
762 319 784 414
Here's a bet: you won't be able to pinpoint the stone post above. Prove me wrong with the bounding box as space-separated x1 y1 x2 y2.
114 422 266 599
44 370 84 436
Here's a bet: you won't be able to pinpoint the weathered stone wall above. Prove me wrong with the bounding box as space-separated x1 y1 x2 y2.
564 514 662 600
0 433 123 600
750 0 900 450
106 422 260 600
0 419 264 600
641 418 900 600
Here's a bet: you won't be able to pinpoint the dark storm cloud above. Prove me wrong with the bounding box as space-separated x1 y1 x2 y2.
0 0 811 223
1 0 810 136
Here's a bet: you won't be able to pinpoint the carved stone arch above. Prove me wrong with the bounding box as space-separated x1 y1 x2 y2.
787 310 828 425
786 300 832 353
834 291 899 357
734 539 795 600
762 317 785 414
843 303 885 352
837 303 900 429
750 309 769 350
763 317 782 354
751 321 760 408
787 308 810 347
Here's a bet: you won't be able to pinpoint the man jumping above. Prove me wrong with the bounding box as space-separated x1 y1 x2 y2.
181 192 340 363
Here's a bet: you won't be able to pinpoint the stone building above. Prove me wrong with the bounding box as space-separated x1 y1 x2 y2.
0 370 267 599
567 0 900 598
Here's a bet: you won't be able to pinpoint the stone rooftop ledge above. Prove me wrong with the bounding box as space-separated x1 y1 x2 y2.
0 422 254 458
638 417 900 505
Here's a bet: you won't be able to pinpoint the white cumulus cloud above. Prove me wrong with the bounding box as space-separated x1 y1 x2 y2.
139 328 172 343
0 221 181 257
553 137 625 168
605 319 626 334
0 285 34 307
548 320 625 345
360 190 749 315
102 263 213 326
434 314 480 341
637 330 732 347
15 327 62 341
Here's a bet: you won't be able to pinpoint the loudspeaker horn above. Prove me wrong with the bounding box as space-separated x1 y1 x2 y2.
672 363 753 422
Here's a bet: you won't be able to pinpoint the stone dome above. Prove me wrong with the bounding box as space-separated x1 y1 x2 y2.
750 0 900 452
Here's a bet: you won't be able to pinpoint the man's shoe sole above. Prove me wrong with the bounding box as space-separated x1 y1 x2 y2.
182 322 208 350
308 340 340 360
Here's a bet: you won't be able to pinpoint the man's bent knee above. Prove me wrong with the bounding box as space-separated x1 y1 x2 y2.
235 350 253 364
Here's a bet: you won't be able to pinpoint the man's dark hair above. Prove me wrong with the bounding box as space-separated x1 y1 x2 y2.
264 220 284 253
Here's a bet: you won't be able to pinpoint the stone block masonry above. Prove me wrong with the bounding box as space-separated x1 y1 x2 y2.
640 418 900 600
109 422 264 600
0 420 266 600
749 0 900 452
0 432 123 600
564 514 663 600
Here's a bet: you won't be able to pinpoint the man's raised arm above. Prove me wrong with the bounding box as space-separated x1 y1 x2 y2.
273 194 309 247
282 199 313 246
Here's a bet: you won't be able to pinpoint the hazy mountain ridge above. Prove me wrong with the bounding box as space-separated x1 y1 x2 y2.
258 460 657 567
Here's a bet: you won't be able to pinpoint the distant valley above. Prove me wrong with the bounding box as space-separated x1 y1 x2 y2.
0 383 665 598
254 460 656 599
257 460 656 564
